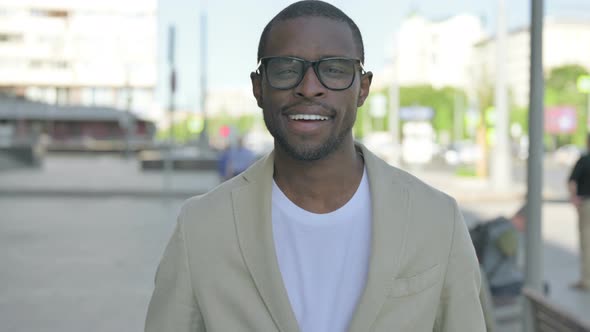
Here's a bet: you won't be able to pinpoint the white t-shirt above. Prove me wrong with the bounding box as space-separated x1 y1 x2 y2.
272 169 372 332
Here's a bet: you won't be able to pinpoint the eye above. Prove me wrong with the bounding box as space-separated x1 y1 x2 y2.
325 66 346 74
277 68 299 75
267 58 302 77
319 61 353 77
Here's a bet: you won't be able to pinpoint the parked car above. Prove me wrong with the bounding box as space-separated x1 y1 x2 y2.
443 141 483 166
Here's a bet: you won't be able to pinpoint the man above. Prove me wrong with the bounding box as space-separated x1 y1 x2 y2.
145 1 485 331
568 134 590 291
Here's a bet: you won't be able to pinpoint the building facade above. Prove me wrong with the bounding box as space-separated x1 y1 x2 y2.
0 0 157 114
473 18 590 107
383 14 485 90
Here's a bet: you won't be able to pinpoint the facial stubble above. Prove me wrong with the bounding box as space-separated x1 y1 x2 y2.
263 104 356 162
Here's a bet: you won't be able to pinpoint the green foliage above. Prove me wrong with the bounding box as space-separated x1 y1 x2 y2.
156 113 263 142
510 107 528 132
546 65 589 91
400 85 467 140
359 85 467 142
353 100 370 139
156 120 193 142
455 165 477 177
208 113 261 137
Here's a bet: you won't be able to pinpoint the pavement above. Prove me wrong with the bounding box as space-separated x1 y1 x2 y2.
1 153 589 332
0 153 220 198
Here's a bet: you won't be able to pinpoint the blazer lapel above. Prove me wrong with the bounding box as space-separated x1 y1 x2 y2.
231 152 300 332
348 144 411 332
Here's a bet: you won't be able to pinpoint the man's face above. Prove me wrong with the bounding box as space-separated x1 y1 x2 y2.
251 16 372 161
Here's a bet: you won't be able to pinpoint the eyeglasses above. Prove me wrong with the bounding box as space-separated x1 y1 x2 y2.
255 56 365 91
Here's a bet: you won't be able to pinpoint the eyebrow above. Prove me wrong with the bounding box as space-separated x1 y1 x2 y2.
267 55 360 61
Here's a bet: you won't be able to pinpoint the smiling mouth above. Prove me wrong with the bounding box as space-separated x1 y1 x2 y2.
288 114 330 121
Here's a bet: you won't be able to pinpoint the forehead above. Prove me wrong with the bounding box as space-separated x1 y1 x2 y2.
264 16 358 60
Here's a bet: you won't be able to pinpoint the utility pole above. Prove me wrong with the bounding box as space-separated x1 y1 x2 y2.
125 65 134 159
199 0 209 149
388 41 400 166
524 0 545 331
491 0 512 191
577 75 590 131
168 25 177 145
164 25 177 194
454 91 463 142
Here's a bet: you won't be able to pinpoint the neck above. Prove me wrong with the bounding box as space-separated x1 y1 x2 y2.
273 140 364 213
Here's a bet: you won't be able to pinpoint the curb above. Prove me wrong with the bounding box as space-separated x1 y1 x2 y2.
0 188 207 199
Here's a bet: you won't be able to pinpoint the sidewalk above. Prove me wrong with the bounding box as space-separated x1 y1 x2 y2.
410 167 567 204
0 153 219 198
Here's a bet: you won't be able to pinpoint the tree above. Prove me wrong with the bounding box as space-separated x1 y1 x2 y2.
359 85 468 142
546 64 589 92
545 64 589 146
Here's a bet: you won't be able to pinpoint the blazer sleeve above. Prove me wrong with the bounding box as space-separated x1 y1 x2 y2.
145 213 204 332
434 199 486 332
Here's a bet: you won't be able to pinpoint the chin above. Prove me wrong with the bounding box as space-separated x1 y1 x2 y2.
279 138 342 162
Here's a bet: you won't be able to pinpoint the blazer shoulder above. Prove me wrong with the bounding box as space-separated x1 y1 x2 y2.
378 164 460 237
388 165 456 206
362 142 455 206
178 174 246 224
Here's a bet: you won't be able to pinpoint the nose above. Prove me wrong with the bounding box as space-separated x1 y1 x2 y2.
294 66 326 98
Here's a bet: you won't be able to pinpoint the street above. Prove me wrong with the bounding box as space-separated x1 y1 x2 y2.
0 196 183 332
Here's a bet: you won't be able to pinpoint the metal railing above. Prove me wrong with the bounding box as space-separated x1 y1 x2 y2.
523 287 590 332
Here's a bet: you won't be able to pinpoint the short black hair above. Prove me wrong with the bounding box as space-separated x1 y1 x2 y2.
257 0 365 63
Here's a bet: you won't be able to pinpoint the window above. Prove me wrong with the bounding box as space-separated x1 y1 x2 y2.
0 33 23 43
28 60 69 69
30 9 69 18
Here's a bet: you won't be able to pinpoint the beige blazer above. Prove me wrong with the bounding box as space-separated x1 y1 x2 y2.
145 144 486 332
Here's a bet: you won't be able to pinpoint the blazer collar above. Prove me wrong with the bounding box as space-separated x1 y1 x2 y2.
232 151 300 332
232 144 410 332
348 143 410 331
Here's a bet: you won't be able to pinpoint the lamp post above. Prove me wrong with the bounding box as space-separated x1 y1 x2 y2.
388 56 400 166
388 34 400 166
577 75 590 132
163 25 177 195
524 0 545 331
124 65 134 159
491 0 512 191
168 25 177 144
198 0 209 149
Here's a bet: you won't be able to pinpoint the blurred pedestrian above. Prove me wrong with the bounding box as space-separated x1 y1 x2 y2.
567 134 590 291
470 205 525 298
145 1 485 331
217 136 257 181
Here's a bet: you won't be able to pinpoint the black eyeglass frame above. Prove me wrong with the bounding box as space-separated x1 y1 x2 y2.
255 56 366 91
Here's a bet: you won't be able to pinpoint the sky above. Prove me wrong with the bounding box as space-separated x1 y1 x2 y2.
157 0 590 111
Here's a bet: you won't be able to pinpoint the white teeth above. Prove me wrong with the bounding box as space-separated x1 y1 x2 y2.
289 114 330 121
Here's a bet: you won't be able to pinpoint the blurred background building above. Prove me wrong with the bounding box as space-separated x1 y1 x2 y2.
0 0 158 152
473 17 590 108
395 14 485 90
0 0 157 112
366 11 590 168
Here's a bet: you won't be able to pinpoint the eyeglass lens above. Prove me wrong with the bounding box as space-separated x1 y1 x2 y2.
265 58 356 90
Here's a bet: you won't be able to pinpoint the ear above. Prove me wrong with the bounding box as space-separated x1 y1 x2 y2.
357 71 372 107
251 72 263 108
